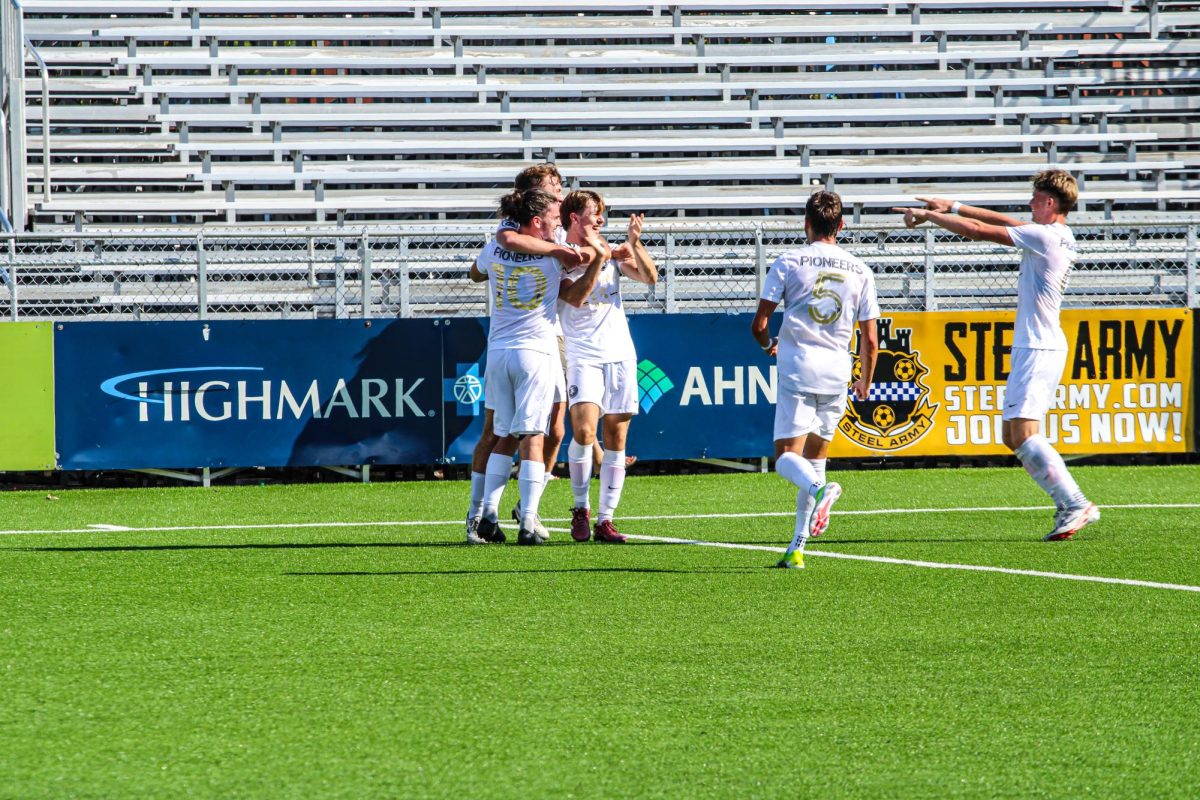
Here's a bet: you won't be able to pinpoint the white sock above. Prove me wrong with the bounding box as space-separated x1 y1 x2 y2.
776 451 823 498
790 457 825 552
1014 434 1088 510
468 471 486 520
518 459 546 530
481 452 512 522
598 449 626 523
568 438 592 508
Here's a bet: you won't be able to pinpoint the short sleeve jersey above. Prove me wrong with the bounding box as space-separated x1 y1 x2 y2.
1007 222 1076 351
760 241 881 394
559 259 637 365
496 219 568 336
476 238 562 356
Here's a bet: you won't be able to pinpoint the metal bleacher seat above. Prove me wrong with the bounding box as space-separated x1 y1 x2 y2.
14 0 1200 228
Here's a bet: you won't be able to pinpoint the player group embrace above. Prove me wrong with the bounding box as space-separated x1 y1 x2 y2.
462 165 1099 566
464 165 658 546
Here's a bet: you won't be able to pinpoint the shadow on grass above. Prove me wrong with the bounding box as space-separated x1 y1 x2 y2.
286 566 755 577
12 539 684 554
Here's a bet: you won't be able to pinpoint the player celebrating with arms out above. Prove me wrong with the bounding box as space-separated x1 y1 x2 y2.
468 188 605 546
558 191 658 544
752 191 880 570
893 170 1099 541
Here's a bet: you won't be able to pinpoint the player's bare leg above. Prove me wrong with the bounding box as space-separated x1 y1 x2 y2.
1006 418 1098 540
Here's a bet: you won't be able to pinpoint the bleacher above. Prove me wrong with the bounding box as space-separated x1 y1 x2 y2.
11 0 1200 229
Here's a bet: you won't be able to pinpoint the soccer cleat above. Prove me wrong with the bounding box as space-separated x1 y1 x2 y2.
466 517 489 545
592 519 627 544
570 506 592 542
475 516 506 544
808 482 843 538
517 525 548 546
512 506 550 540
774 550 805 570
1044 503 1100 541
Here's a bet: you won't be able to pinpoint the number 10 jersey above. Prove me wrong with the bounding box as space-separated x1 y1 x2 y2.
477 238 563 357
760 241 881 395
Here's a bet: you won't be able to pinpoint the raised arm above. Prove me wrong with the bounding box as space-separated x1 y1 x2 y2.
496 228 584 268
615 214 658 285
558 232 609 307
892 205 1014 247
915 196 1024 229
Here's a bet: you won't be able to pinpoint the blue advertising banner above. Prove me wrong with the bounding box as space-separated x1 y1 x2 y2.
441 313 775 463
626 313 775 460
55 319 452 470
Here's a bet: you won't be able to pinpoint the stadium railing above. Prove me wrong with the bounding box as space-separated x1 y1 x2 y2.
1 220 1195 324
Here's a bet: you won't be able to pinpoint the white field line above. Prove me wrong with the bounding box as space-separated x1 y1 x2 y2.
1 501 1198 538
617 533 1200 595
2 506 1199 594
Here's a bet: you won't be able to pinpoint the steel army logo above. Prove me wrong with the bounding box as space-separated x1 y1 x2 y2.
839 319 938 451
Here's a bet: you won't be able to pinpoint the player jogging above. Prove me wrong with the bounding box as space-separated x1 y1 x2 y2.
558 190 658 544
893 170 1100 541
752 191 880 570
469 188 605 546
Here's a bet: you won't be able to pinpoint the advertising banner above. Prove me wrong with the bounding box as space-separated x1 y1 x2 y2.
830 308 1193 457
54 319 451 470
50 310 1194 471
0 322 56 470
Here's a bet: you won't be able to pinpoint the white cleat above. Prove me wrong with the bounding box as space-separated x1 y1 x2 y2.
1044 503 1100 541
808 482 843 538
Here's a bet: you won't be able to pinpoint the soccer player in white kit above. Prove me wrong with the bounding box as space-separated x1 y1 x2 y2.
558 190 658 544
464 165 580 544
752 191 880 570
895 169 1100 541
467 188 606 546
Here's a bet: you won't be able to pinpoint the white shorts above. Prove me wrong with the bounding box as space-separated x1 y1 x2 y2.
1004 346 1066 421
553 338 567 405
566 359 639 416
484 348 557 437
774 389 846 442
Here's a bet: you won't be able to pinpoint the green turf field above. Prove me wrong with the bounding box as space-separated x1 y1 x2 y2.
2 464 1199 798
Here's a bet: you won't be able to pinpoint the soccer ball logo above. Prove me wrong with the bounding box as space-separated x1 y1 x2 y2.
873 405 896 430
453 373 483 405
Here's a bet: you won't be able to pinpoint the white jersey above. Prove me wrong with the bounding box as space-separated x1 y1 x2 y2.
559 259 637 365
761 241 880 395
476 238 562 356
497 219 567 336
1008 222 1076 350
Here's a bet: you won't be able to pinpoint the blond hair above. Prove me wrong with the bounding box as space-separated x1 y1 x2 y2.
1032 169 1078 214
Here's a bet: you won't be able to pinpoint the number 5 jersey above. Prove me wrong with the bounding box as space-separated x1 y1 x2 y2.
761 241 881 395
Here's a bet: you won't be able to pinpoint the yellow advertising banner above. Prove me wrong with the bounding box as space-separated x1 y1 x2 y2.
830 308 1194 457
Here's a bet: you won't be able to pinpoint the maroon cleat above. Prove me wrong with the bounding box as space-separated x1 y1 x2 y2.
592 519 627 544
571 506 592 542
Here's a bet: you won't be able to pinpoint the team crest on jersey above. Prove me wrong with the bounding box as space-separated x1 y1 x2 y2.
839 319 938 451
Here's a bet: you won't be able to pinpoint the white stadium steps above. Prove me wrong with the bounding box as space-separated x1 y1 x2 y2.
11 0 1200 229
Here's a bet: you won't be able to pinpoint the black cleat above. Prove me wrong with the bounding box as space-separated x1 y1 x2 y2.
476 517 506 544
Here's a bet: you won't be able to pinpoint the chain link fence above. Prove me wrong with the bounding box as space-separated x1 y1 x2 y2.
1 221 1196 322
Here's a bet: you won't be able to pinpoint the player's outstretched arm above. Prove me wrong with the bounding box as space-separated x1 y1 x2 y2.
915 196 1024 228
496 228 584 267
616 214 658 285
853 318 879 402
751 299 779 356
892 205 1013 247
